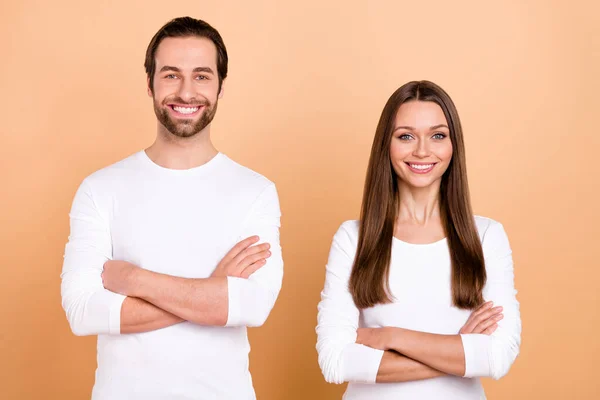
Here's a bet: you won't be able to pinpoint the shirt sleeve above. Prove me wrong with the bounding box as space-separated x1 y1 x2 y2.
316 222 384 384
60 179 126 336
225 183 284 327
460 220 522 380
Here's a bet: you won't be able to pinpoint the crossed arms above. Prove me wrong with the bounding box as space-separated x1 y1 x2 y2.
60 180 283 336
316 221 521 384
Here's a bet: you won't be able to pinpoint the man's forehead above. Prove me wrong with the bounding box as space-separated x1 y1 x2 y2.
155 36 218 68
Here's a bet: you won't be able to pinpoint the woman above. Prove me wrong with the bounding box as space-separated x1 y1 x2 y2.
316 81 521 399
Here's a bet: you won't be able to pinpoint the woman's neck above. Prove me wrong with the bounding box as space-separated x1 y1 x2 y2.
397 180 442 225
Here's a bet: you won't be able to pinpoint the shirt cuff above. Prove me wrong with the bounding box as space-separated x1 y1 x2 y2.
226 276 244 326
108 292 127 335
460 333 491 377
341 343 385 383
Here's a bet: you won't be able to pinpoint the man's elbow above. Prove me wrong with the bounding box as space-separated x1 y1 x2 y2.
227 286 278 327
64 307 98 336
62 297 87 336
245 306 272 327
62 292 104 337
68 320 95 337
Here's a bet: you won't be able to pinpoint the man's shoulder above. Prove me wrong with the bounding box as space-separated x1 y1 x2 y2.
220 154 275 191
82 151 143 189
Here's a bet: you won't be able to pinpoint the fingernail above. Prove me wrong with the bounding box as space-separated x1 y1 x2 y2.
497 306 503 311
267 251 271 256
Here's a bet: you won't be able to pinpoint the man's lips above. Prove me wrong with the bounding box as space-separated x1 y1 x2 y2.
167 104 204 116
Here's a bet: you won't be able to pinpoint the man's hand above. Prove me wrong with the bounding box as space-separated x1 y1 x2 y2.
459 301 503 335
211 236 271 279
102 260 141 296
356 327 394 351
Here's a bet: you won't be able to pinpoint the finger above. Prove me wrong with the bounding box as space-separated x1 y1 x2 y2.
482 323 498 335
237 249 272 271
473 301 494 317
239 258 267 279
470 305 502 329
223 236 260 262
473 313 503 333
476 306 503 324
232 243 271 265
461 302 494 333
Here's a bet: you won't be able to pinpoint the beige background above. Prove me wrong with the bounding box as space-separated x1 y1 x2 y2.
1 0 599 398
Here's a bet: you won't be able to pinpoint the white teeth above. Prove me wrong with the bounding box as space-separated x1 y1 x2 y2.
410 164 434 170
173 106 199 114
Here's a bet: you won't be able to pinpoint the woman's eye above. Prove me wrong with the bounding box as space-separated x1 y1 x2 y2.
398 134 413 141
432 133 447 140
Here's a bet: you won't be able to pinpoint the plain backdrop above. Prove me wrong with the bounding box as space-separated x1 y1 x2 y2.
1 0 599 399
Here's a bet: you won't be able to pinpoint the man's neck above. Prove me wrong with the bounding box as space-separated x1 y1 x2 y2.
145 126 219 170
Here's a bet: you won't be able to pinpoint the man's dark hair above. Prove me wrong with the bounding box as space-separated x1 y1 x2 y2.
144 16 228 92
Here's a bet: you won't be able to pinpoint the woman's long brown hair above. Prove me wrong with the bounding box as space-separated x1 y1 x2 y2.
349 80 486 310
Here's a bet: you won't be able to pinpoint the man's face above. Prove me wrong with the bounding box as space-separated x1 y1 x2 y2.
149 36 223 138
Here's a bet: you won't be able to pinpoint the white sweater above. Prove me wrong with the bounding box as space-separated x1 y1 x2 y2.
316 217 521 400
61 151 283 400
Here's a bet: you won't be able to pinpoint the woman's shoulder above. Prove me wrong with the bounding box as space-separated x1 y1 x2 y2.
338 219 360 233
331 220 360 247
474 215 501 232
474 215 510 249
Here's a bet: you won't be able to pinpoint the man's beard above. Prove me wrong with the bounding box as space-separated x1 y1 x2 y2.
154 96 218 138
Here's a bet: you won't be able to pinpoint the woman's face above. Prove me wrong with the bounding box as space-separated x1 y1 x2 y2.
390 100 453 189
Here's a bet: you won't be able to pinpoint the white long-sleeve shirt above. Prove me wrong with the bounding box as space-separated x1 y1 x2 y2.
316 217 521 400
61 151 283 400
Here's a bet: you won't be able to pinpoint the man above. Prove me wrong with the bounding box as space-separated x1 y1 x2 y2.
61 16 283 399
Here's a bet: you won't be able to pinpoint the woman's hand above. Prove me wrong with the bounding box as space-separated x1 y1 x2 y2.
459 301 504 335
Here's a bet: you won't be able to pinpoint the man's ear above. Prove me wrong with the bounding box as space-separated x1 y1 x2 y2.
147 77 153 97
218 79 226 99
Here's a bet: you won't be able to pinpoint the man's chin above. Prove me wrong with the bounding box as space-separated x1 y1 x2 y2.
168 128 200 138
164 119 202 138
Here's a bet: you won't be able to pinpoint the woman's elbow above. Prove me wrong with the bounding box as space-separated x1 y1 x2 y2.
490 341 520 380
490 361 514 380
318 360 343 384
316 344 345 384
